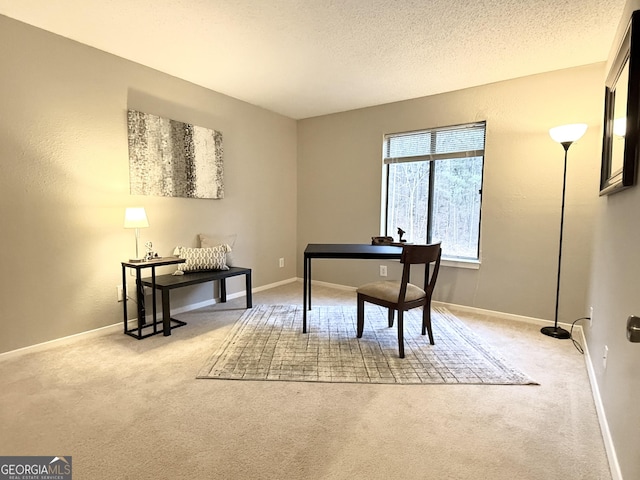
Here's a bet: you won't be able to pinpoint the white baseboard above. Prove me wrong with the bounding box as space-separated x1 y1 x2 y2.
0 277 298 360
433 300 574 329
0 322 124 360
295 277 358 291
580 329 623 480
254 277 298 292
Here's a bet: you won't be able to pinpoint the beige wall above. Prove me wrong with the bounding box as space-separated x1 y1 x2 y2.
298 65 603 322
588 187 640 480
0 16 297 353
297 64 640 478
587 2 640 476
3 12 639 480
297 63 640 479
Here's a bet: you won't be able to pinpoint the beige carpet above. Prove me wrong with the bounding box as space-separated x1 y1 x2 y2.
198 304 537 385
0 282 612 480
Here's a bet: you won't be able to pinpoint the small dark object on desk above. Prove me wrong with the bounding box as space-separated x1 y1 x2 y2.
397 227 407 242
371 236 394 245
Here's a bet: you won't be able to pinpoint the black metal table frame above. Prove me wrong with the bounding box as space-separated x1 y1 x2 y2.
302 244 403 333
141 267 253 336
121 257 186 340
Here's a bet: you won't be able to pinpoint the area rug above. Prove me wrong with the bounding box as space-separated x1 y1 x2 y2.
197 304 538 385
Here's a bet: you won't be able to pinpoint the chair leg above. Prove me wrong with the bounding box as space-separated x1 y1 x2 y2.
397 310 405 358
388 308 394 327
357 294 365 338
422 304 434 345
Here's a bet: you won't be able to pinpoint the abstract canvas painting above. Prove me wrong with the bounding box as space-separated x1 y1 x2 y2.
127 110 224 199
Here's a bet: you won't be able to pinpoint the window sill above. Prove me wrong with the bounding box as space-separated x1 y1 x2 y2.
441 258 480 270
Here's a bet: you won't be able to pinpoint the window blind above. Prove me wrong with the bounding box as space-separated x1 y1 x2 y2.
383 122 486 164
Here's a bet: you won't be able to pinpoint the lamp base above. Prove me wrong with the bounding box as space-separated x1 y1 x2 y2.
541 325 571 339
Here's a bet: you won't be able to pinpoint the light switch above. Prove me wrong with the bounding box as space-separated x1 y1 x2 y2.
627 315 640 343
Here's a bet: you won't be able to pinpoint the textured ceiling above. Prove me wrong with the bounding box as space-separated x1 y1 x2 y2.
0 0 627 119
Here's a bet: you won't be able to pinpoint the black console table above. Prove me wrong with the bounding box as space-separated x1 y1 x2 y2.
302 244 403 333
121 257 186 339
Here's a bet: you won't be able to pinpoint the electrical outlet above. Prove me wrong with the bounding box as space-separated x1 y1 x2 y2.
279 258 285 268
589 306 593 327
380 265 387 277
603 345 609 369
117 285 124 302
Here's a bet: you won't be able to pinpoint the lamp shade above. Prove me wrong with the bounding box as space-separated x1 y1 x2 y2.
124 207 149 229
549 123 588 144
613 117 627 137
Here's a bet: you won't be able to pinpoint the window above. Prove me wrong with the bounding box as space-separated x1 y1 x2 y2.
382 122 485 262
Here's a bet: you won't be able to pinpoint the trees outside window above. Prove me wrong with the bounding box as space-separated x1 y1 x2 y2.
383 122 485 261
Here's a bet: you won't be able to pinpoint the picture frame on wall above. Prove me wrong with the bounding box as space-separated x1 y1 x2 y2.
127 109 224 200
600 10 640 196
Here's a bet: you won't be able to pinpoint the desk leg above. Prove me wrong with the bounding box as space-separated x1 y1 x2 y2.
220 278 227 303
136 269 145 337
122 265 128 334
162 289 171 336
151 266 158 335
303 254 308 333
307 255 312 311
245 272 252 308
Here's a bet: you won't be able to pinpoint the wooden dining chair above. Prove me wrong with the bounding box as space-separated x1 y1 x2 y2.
356 243 442 358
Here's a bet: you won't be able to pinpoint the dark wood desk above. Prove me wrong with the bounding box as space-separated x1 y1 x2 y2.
302 244 403 332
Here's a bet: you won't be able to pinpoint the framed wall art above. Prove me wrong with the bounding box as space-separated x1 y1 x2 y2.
127 109 224 199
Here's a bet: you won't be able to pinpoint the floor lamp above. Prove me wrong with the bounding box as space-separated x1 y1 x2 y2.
541 123 588 339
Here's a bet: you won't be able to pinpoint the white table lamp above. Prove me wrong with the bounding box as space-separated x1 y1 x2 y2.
124 207 149 262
